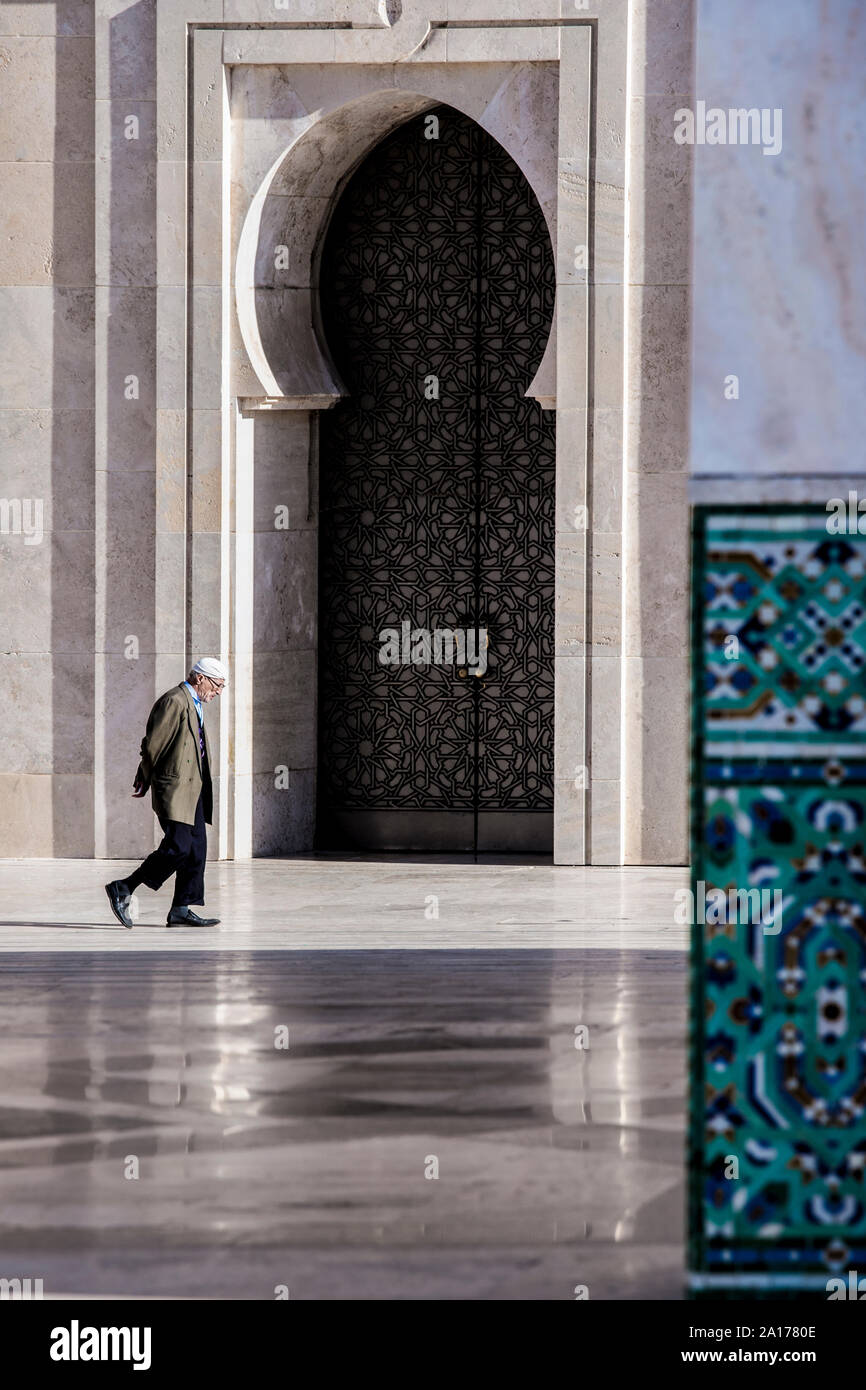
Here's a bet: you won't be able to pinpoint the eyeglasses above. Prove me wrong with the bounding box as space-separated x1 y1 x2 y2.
205 676 225 694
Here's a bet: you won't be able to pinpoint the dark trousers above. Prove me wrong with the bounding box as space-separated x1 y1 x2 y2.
135 795 207 908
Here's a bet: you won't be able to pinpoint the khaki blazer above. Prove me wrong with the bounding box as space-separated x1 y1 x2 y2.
135 684 213 827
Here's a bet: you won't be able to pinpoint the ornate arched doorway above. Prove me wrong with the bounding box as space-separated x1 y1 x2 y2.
316 105 555 854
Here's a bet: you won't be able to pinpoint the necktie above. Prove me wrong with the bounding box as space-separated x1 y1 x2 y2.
194 701 205 759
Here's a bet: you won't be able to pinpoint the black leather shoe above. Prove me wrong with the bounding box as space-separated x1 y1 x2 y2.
166 907 220 927
105 880 134 928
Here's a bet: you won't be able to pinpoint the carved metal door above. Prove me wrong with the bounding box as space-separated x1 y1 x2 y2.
317 106 555 853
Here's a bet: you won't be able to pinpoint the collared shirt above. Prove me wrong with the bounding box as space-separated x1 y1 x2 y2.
183 680 203 726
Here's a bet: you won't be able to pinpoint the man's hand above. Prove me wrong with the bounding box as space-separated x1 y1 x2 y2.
132 776 147 799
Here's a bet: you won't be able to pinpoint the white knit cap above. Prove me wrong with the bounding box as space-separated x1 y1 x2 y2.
192 656 229 685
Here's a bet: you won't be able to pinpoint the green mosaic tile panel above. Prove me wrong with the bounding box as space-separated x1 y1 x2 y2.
690 508 866 1291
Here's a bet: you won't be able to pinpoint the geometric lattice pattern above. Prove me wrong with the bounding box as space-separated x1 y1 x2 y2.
318 106 555 823
691 509 866 1286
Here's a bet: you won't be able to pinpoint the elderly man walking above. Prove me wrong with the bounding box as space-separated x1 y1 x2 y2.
105 658 228 928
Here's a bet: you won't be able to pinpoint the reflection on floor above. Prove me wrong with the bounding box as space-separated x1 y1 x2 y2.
0 858 689 951
0 949 686 1299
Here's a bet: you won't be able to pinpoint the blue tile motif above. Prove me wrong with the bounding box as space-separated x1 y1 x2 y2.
691 509 866 1291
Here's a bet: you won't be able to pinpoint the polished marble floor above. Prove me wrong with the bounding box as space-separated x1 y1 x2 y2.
0 859 688 1298
0 948 686 1299
0 857 689 951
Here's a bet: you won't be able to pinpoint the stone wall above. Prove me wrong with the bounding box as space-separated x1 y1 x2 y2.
0 0 695 865
0 1 98 856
